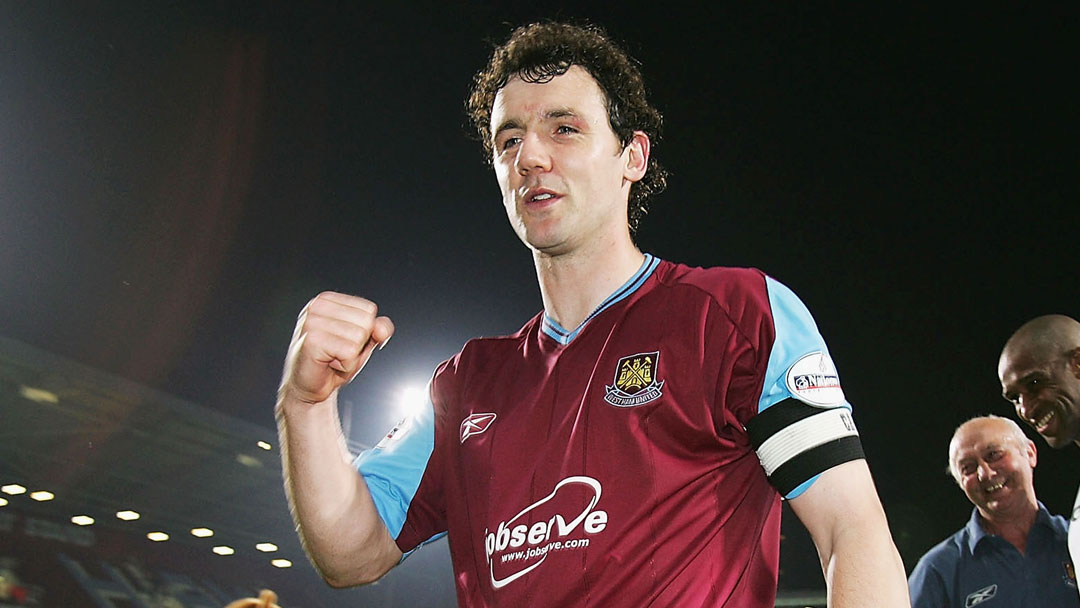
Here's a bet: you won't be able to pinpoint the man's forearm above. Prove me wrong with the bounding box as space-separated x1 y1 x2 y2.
790 460 910 607
821 518 909 607
277 394 401 586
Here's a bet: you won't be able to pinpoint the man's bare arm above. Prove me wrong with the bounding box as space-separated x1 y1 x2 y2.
788 459 910 607
276 292 403 587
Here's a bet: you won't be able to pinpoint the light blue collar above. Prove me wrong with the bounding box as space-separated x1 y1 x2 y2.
541 253 661 345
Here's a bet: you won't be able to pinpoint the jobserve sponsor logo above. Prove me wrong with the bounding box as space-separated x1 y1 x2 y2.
484 476 608 589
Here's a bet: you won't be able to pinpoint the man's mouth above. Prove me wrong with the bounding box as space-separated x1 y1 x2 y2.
1033 409 1055 432
520 186 560 205
984 480 1005 494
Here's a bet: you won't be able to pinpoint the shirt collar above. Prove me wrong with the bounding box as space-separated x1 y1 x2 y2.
965 501 1054 553
541 253 661 345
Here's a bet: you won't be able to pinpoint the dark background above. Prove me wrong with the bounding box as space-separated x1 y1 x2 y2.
2 0 1076 589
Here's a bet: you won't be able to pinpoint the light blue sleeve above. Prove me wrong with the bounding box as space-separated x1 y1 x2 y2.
759 276 852 499
758 276 851 413
354 396 436 539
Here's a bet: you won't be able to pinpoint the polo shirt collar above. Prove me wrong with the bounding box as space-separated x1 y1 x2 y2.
966 501 1054 554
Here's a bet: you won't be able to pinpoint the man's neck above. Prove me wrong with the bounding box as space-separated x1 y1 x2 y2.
533 236 645 331
979 503 1039 555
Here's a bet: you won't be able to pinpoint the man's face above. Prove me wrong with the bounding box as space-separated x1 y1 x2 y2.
949 419 1037 519
999 348 1080 449
488 66 646 256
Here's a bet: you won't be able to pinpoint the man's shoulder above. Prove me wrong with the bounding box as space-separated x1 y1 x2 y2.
908 525 972 607
433 313 542 376
652 259 770 304
914 525 971 572
926 528 968 559
655 259 766 287
1037 502 1071 538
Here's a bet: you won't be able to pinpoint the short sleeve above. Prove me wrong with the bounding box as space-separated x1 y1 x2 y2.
354 383 446 555
744 276 864 499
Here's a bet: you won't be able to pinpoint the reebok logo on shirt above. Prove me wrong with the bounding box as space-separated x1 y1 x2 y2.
965 584 996 607
460 413 497 443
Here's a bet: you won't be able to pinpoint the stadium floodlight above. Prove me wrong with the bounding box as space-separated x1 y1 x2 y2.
1 484 27 495
257 441 272 451
190 527 214 538
30 491 55 502
71 515 95 526
147 532 169 542
0 497 7 507
116 510 141 521
212 545 234 556
255 542 278 552
397 386 427 418
271 559 292 568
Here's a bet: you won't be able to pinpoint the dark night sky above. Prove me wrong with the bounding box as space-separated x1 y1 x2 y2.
2 1 1077 575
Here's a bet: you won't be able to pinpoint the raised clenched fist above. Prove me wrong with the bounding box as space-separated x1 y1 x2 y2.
278 292 395 404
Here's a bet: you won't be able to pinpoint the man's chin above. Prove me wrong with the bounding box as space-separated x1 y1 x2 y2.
1042 431 1072 449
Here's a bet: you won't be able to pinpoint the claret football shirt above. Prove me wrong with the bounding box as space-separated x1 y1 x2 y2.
357 254 861 607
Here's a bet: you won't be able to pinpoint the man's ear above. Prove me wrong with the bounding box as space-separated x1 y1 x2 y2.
1069 347 1080 379
622 131 650 183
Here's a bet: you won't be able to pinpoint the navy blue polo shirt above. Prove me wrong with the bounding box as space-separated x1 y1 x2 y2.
908 503 1079 607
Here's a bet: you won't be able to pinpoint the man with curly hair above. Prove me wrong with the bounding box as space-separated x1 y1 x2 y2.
276 22 909 607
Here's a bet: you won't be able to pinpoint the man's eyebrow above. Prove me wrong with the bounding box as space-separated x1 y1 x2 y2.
546 107 578 120
1002 371 1037 397
492 118 524 141
493 108 583 141
1017 371 1044 388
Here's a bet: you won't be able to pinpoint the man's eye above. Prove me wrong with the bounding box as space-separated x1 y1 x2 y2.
987 451 1002 461
555 125 577 135
500 137 521 151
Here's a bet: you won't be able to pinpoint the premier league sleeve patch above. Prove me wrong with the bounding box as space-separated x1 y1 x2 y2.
604 351 664 407
784 351 845 407
374 416 412 449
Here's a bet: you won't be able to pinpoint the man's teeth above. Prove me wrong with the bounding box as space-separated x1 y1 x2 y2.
1034 411 1055 428
532 193 554 201
985 481 1004 493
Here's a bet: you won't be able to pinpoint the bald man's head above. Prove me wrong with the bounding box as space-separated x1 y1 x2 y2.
999 315 1080 448
948 415 1038 518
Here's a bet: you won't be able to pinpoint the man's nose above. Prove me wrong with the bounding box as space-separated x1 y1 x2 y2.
977 461 994 481
515 132 551 175
1015 394 1036 423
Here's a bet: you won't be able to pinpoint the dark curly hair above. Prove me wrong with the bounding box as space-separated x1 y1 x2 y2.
466 22 667 234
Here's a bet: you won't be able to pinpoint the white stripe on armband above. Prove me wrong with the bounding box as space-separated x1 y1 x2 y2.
755 407 859 476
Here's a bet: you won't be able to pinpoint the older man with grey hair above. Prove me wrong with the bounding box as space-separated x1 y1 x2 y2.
907 415 1077 607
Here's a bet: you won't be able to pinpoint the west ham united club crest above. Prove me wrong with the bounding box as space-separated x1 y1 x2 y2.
604 351 664 407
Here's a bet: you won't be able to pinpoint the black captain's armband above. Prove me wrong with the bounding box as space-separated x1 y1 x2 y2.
745 398 864 497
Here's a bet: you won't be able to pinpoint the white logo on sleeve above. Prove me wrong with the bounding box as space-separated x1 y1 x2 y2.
785 351 845 407
483 476 608 589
